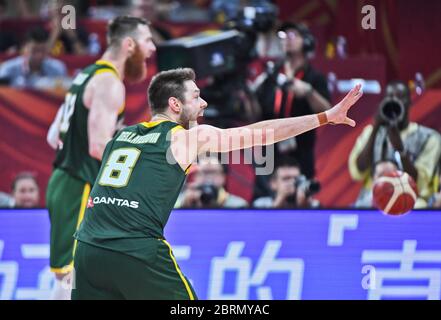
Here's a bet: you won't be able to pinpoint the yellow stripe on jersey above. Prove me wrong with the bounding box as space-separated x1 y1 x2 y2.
171 124 184 134
72 183 91 260
94 68 119 78
95 59 120 78
141 120 169 128
161 240 195 300
184 164 192 175
50 262 74 274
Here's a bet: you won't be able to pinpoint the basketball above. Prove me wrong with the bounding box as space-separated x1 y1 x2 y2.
373 170 418 216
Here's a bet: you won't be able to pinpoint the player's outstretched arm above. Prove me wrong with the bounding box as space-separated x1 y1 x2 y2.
201 83 361 151
87 72 125 160
171 84 362 170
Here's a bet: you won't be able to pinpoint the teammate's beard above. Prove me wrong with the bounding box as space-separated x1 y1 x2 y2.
124 43 147 83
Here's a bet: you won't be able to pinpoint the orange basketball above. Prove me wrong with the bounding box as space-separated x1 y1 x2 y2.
373 170 418 216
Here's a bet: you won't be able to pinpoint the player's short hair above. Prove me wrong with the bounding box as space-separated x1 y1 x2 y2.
11 172 38 192
107 15 149 48
148 68 196 114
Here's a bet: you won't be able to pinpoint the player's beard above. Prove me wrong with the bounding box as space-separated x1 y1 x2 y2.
124 42 147 83
178 105 198 129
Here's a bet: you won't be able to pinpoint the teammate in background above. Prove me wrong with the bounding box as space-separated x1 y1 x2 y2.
45 16 156 300
72 68 362 300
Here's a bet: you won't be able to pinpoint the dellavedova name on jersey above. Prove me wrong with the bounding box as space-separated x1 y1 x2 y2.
116 132 161 144
87 196 139 209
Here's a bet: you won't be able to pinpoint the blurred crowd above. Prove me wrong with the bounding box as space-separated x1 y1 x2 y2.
0 0 440 210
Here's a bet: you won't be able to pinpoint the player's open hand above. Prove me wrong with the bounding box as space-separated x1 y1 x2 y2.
326 84 363 127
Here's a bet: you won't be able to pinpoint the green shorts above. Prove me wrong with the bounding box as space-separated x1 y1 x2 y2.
71 240 197 300
46 168 91 274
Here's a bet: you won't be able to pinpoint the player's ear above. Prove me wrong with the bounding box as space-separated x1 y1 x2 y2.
123 36 136 55
169 97 181 113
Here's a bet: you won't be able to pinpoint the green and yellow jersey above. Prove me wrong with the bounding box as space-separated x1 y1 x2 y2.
54 60 125 185
75 120 191 262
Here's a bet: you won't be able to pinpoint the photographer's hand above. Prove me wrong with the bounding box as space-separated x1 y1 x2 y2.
273 183 296 208
387 124 404 152
295 188 310 208
387 124 418 182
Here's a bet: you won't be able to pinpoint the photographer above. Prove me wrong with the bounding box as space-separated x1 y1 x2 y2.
349 81 441 207
253 22 331 179
175 156 248 209
253 158 320 208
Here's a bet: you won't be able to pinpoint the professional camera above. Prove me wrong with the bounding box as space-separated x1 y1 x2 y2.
156 4 277 78
284 175 321 206
156 4 277 125
198 183 219 207
224 5 278 61
378 97 405 126
295 175 321 198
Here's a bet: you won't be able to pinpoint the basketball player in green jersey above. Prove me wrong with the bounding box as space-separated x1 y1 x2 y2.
45 16 156 299
72 68 363 300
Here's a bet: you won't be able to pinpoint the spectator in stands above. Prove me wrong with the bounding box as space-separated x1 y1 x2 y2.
253 158 319 208
175 156 248 208
129 0 172 44
167 0 210 23
349 81 441 208
0 26 67 87
0 0 44 17
211 0 273 23
10 172 40 208
253 22 331 179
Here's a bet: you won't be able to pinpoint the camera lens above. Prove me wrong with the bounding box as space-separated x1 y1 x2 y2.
308 181 321 194
199 184 219 206
380 98 404 122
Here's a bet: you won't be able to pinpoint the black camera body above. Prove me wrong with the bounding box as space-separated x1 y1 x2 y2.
198 183 219 207
156 5 278 79
285 175 321 207
295 175 321 198
228 5 278 34
156 30 240 79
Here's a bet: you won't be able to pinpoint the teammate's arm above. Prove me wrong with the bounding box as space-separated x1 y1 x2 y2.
86 72 125 160
171 84 362 170
47 105 63 150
